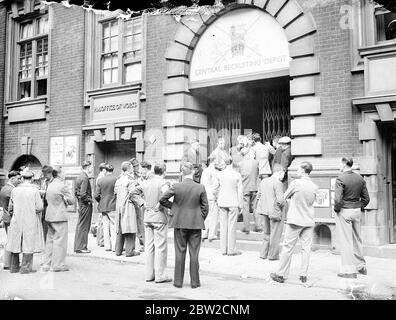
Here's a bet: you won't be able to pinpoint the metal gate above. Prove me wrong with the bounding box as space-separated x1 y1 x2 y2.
207 84 290 154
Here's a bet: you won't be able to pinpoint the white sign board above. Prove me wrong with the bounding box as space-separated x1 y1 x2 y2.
50 136 64 166
50 135 79 166
190 8 290 88
91 91 140 123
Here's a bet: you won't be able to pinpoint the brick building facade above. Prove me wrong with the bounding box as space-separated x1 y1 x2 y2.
1 0 396 249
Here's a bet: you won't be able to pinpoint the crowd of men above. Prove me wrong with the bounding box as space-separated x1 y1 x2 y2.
0 132 370 288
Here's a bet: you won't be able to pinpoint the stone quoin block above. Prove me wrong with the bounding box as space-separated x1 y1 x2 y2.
165 42 192 62
291 137 322 155
290 56 319 77
181 14 205 34
167 60 190 78
358 121 377 141
163 110 207 128
290 96 321 116
163 77 190 95
276 0 303 27
289 35 315 58
359 157 377 175
265 0 288 17
291 116 316 136
174 24 197 48
253 0 267 9
165 93 204 112
290 76 315 96
164 144 185 161
285 13 317 42
166 127 200 144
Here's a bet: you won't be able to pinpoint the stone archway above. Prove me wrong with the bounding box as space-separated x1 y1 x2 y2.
163 0 322 173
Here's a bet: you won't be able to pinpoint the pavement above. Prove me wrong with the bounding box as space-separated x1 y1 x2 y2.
1 211 396 299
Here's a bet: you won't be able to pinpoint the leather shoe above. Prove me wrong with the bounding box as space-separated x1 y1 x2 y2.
208 237 218 242
146 278 155 282
299 276 307 283
3 267 10 270
268 257 279 261
227 251 242 256
173 284 182 288
241 228 250 234
126 251 140 257
358 267 367 275
253 227 263 233
337 273 357 279
270 273 284 283
191 284 200 289
75 249 91 254
155 277 172 283
50 266 69 272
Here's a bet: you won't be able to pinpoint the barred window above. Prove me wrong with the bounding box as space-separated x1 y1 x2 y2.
18 16 49 100
101 16 142 86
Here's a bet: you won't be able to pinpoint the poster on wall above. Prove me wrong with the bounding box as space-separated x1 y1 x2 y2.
314 189 330 208
64 136 78 165
50 135 79 166
50 137 64 166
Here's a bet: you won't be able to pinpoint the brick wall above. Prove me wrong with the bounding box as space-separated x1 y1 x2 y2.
305 0 359 158
49 3 85 163
3 3 86 170
0 2 6 168
144 13 179 164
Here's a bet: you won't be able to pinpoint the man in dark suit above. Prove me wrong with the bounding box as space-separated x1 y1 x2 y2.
74 160 93 254
334 157 370 279
39 165 54 242
182 139 203 183
94 164 118 252
159 162 209 289
0 170 21 270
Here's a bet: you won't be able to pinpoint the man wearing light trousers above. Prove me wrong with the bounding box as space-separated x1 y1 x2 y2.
214 157 244 256
334 157 370 279
139 163 172 283
270 161 319 284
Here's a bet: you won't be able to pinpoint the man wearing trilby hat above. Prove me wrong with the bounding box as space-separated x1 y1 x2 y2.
6 168 44 274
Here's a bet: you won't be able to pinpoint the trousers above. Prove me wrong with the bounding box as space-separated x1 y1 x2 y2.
74 201 93 252
144 222 168 281
242 192 258 230
173 228 201 287
102 212 116 251
260 214 284 260
43 221 68 270
202 200 219 240
96 214 104 246
335 208 366 274
219 207 238 254
135 205 145 248
3 223 11 269
277 224 313 279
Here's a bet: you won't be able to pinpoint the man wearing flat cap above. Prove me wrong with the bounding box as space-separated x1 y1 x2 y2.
159 162 209 289
6 169 44 273
273 136 293 190
74 160 93 254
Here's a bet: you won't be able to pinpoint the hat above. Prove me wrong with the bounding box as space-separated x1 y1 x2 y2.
279 136 291 144
21 169 34 178
129 158 139 167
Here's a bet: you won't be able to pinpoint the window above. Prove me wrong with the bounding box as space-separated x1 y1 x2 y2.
101 17 142 86
375 5 396 43
17 16 49 100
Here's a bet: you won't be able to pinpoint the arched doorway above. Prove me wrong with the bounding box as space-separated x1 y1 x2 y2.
163 0 321 173
11 154 42 171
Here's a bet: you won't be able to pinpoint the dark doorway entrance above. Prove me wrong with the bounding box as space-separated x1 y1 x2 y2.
191 76 290 154
95 140 136 176
11 154 42 171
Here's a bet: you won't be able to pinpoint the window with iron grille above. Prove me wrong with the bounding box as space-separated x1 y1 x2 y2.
101 17 142 86
17 16 49 100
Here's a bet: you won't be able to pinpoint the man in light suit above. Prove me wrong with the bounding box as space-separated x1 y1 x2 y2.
251 133 275 180
201 155 219 242
210 137 229 170
74 161 93 254
214 157 244 256
94 164 117 252
159 162 209 289
238 148 261 234
256 164 286 260
41 167 74 272
270 161 319 284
